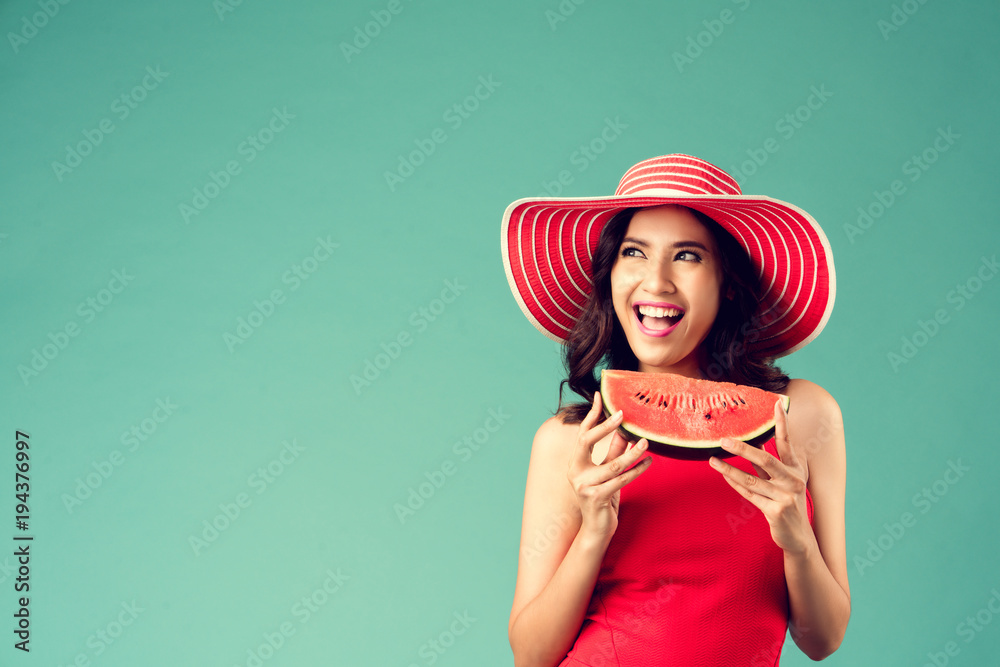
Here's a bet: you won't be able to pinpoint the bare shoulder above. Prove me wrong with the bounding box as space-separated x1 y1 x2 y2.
783 379 846 477
524 414 577 477
784 378 841 416
534 411 611 466
534 412 579 451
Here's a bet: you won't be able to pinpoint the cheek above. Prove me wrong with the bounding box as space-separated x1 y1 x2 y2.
610 276 623 299
689 277 722 325
698 294 722 327
611 264 641 289
610 274 634 320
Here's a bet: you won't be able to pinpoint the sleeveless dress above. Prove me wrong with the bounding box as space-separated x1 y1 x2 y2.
559 436 815 667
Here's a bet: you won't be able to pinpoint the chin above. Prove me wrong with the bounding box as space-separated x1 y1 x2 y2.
628 338 707 375
633 350 689 372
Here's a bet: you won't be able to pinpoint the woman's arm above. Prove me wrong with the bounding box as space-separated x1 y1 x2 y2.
783 379 851 659
508 416 604 667
709 379 850 660
509 399 651 667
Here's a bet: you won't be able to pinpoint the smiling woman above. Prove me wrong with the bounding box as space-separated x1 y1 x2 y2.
555 203 792 428
501 154 850 666
610 206 724 378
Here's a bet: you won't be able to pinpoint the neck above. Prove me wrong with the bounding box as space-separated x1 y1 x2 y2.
637 356 705 379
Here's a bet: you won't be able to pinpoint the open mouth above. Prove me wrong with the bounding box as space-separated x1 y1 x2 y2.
634 303 685 336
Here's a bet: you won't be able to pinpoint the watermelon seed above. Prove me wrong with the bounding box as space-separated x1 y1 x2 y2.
704 413 712 420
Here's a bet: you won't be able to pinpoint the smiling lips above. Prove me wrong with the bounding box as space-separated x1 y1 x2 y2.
633 301 685 337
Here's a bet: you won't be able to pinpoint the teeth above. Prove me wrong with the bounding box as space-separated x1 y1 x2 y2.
637 305 682 318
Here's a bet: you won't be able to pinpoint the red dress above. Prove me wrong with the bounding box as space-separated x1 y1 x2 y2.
559 436 815 666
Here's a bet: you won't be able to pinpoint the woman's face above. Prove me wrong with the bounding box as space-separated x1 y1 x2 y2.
610 205 724 378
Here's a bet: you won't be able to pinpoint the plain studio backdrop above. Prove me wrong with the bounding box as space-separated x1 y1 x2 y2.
1 0 998 664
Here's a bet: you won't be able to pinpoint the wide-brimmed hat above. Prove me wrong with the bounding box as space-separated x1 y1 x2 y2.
500 154 835 357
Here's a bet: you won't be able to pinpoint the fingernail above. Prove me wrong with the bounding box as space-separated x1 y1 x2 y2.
615 410 623 419
720 439 733 449
637 440 647 450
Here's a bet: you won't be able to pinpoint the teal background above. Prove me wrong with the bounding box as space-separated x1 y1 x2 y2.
2 0 999 664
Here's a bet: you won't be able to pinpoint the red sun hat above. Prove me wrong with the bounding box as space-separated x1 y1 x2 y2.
500 154 836 358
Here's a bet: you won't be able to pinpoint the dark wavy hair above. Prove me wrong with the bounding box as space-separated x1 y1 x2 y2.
556 206 789 424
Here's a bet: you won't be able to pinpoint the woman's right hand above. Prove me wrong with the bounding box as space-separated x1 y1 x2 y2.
567 391 653 544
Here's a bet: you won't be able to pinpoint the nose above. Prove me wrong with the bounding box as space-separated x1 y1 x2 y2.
641 258 676 294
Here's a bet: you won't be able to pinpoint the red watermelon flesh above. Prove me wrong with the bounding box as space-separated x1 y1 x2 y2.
600 370 789 449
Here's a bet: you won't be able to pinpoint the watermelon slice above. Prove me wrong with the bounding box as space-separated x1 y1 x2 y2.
600 370 789 449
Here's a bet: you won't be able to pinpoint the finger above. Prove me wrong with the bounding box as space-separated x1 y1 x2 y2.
719 438 781 481
603 429 630 465
774 398 797 467
590 438 650 486
575 401 622 467
709 455 778 502
595 451 652 494
715 462 776 511
579 391 604 431
582 392 620 437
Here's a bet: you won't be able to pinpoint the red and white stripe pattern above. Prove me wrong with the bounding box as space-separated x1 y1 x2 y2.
500 154 835 357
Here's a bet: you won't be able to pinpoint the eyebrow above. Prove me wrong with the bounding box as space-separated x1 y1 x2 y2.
621 237 712 252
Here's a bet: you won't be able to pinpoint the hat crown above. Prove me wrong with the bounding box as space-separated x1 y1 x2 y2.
615 154 742 198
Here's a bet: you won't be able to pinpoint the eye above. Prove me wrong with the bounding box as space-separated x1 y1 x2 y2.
620 245 645 258
675 250 702 262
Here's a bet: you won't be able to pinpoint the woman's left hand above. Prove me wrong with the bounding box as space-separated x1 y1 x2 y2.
709 399 815 556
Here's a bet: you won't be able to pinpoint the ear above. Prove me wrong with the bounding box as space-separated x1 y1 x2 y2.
725 286 735 301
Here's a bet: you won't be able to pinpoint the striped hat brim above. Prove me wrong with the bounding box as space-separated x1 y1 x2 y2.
499 155 835 357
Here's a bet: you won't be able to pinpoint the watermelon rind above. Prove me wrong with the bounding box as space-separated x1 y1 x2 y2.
600 370 789 449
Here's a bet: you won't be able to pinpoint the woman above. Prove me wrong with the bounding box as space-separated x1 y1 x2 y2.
502 155 850 666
